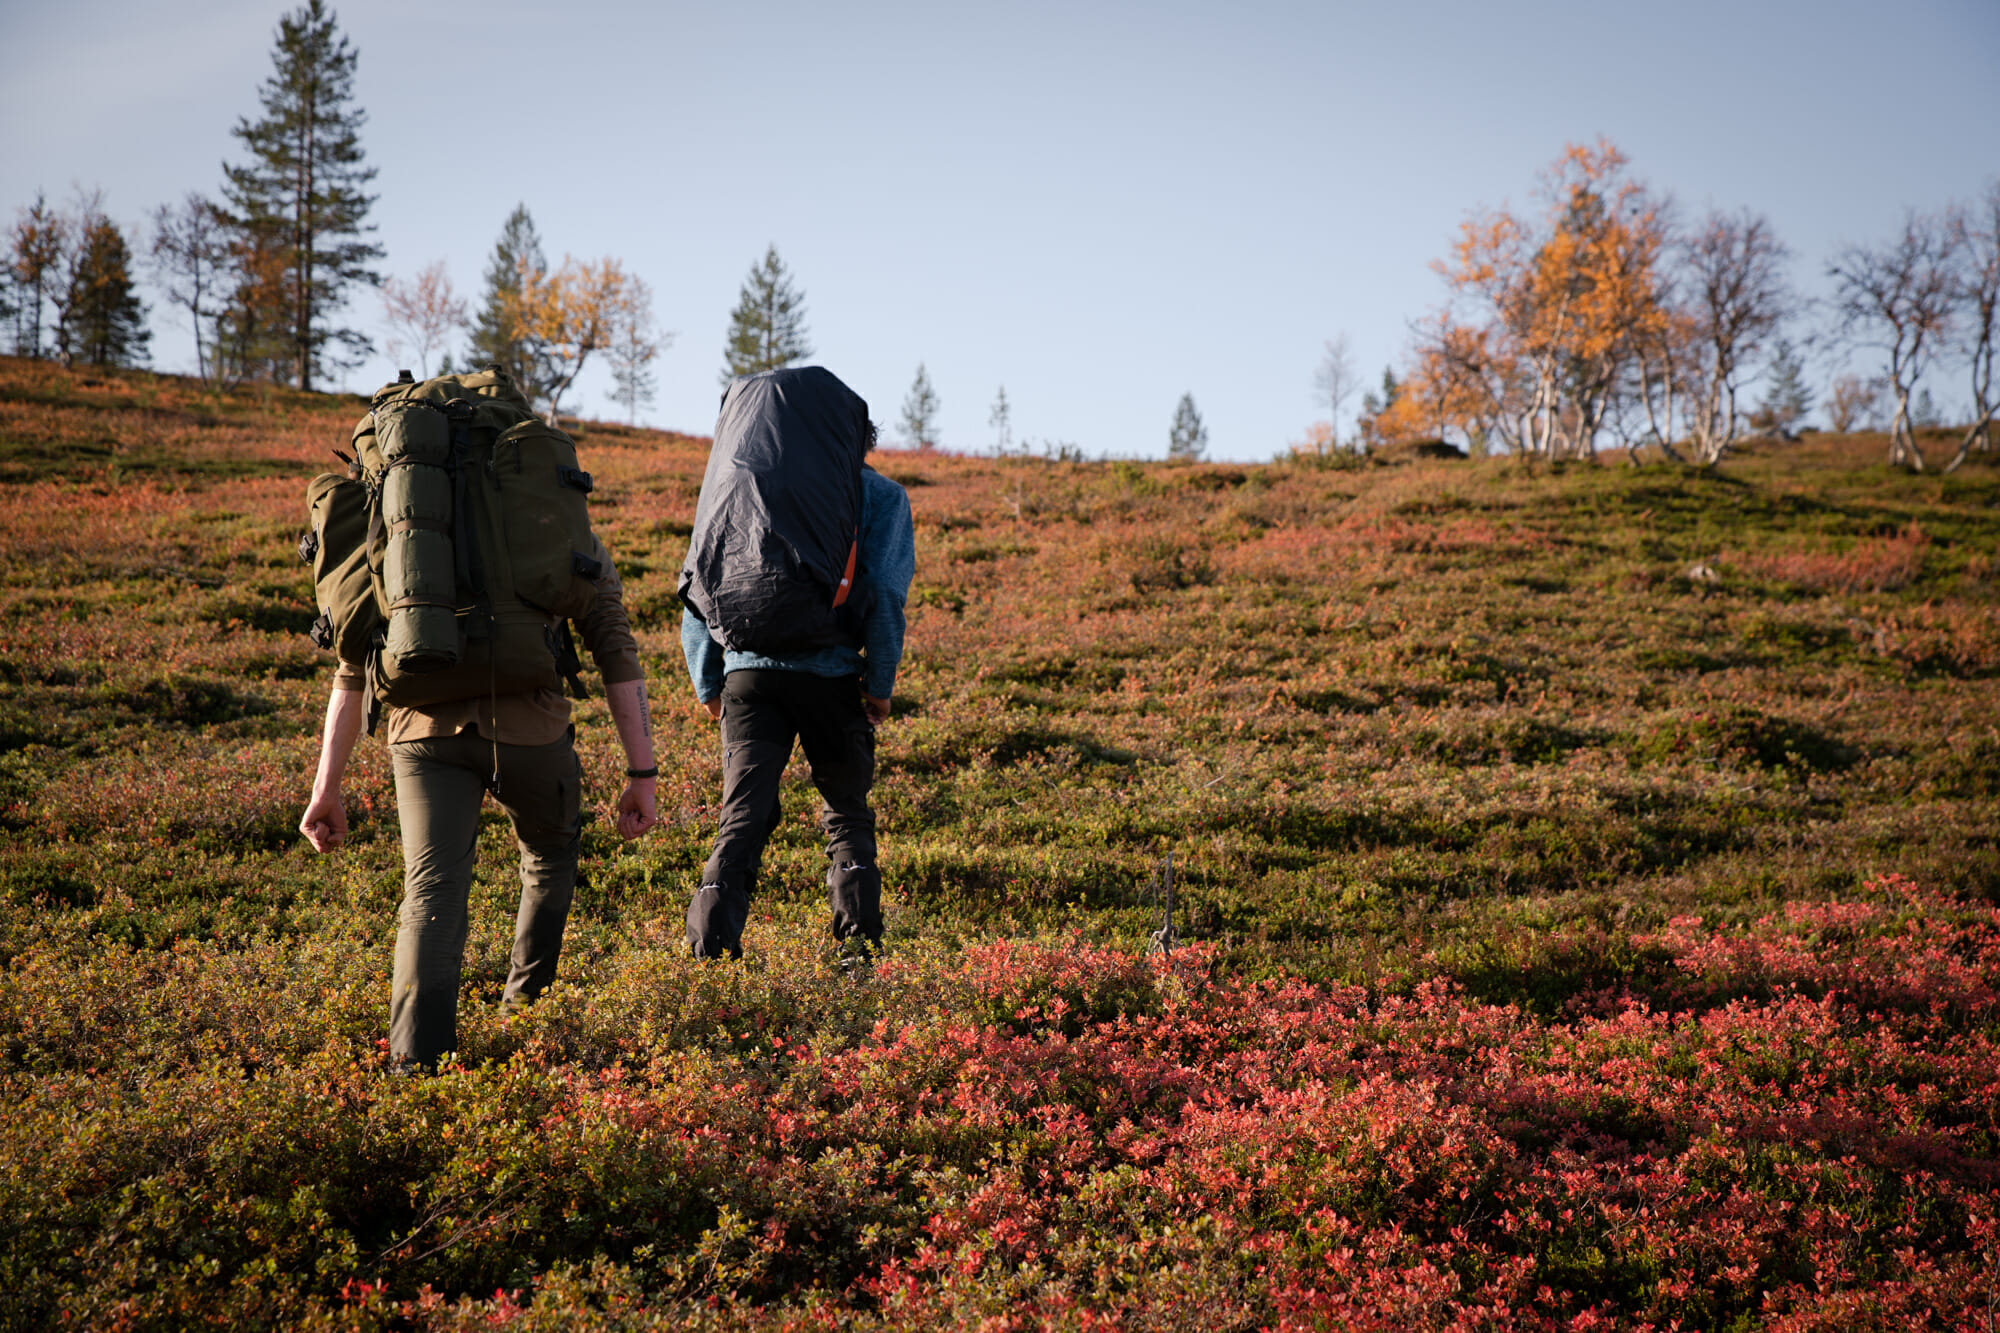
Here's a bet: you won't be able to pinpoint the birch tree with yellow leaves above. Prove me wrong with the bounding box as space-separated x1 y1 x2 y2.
1422 140 1670 462
1376 140 1800 469
503 255 649 427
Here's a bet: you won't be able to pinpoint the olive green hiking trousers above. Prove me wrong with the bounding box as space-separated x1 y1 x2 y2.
388 728 582 1069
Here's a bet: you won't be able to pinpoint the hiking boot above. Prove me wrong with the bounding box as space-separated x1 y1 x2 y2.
686 882 748 960
835 934 874 973
827 860 883 944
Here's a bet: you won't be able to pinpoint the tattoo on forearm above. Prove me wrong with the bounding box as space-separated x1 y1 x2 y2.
635 683 652 741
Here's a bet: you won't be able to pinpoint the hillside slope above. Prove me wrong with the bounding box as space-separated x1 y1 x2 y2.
2 357 1997 1329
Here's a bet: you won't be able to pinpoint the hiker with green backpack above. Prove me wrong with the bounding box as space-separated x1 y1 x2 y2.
678 366 916 962
296 367 659 1074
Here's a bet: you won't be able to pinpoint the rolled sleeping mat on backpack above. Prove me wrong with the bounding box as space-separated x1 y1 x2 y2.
376 401 460 673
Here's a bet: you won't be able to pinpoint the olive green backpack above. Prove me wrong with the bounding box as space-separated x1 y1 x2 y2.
298 366 602 725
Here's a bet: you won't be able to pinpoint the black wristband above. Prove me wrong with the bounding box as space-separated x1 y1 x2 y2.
626 766 658 779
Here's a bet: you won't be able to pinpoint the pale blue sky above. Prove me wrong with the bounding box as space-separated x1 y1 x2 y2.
4 0 1996 458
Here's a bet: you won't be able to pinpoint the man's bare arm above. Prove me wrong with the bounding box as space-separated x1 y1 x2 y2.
300 685 365 852
606 677 660 840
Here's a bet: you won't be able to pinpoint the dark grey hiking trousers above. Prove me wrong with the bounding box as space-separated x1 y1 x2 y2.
388 728 582 1068
688 669 880 957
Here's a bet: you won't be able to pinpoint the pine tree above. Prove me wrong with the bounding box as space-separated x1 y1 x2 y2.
10 192 67 358
1755 337 1814 436
1358 366 1400 419
1913 387 1942 429
221 0 382 390
900 363 940 450
66 213 149 368
1356 367 1401 451
721 245 810 383
467 204 555 401
989 385 1012 453
1168 392 1208 461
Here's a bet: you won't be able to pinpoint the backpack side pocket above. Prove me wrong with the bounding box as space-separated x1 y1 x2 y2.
305 471 382 665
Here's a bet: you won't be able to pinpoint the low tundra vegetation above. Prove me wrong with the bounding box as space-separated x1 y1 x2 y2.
2 357 1997 1329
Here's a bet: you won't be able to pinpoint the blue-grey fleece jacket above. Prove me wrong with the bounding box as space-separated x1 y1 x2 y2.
681 467 916 703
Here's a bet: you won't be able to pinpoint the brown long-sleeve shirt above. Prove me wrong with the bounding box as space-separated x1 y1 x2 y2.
332 535 643 747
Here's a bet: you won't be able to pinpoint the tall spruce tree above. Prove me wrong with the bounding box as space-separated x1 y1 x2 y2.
900 363 940 449
1168 392 1209 461
1755 337 1814 436
467 204 555 401
221 0 382 390
721 244 811 383
1913 387 1943 429
66 213 149 368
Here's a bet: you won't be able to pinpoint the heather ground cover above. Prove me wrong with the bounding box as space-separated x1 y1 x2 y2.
1 355 1996 1329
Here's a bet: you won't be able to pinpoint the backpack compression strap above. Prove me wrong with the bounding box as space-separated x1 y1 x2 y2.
831 531 859 609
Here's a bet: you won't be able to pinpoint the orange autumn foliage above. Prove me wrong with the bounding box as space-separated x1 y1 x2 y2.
1419 140 1670 459
1364 325 1499 451
503 254 636 425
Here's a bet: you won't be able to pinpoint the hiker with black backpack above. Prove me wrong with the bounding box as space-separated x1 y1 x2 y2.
677 367 916 962
296 367 660 1074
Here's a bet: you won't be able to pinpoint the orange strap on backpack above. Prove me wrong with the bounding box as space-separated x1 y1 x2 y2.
831 532 858 608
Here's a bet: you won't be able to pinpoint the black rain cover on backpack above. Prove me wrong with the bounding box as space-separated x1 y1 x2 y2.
679 367 870 656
